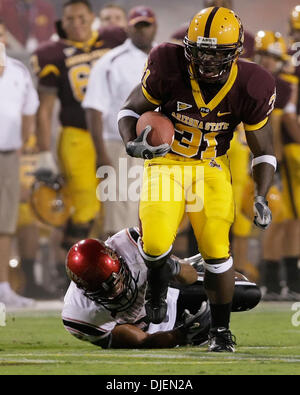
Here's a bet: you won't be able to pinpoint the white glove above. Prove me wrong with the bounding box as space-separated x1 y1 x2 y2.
126 125 171 159
253 196 272 229
36 151 58 175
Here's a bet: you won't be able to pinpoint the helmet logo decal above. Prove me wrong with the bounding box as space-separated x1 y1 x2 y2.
197 36 218 47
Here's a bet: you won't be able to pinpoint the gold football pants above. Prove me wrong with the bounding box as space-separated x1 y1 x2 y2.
139 153 235 261
281 143 300 219
57 126 100 225
227 132 252 237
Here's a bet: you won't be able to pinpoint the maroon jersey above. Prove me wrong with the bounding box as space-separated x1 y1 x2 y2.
141 43 276 159
32 26 127 130
275 75 297 146
275 76 292 111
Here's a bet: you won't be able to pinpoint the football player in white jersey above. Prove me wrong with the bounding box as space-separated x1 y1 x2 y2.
62 228 261 348
62 227 261 350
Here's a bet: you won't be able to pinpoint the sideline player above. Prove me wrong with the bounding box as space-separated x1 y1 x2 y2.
252 30 300 299
31 0 126 253
62 227 261 350
118 7 276 352
277 6 300 298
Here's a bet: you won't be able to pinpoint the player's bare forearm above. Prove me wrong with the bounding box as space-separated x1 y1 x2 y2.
85 108 111 167
173 262 198 285
245 121 275 198
36 89 57 152
118 84 157 145
110 324 184 349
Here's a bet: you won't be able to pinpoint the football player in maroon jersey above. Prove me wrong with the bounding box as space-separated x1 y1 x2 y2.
31 0 126 254
118 7 276 352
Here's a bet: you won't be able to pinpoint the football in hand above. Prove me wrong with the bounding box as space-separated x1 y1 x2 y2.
136 111 174 146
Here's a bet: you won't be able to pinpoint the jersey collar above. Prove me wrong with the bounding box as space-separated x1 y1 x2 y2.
190 62 238 118
63 30 99 51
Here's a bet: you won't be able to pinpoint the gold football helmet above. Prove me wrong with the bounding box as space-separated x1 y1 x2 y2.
30 172 73 228
242 179 283 224
254 30 288 61
184 6 244 82
290 5 300 31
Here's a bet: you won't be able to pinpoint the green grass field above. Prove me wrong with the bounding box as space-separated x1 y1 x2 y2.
0 302 300 375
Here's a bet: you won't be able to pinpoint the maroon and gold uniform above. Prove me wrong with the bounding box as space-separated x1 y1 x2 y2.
32 27 126 225
279 55 300 219
32 27 126 130
232 74 292 237
142 43 275 160
139 43 276 260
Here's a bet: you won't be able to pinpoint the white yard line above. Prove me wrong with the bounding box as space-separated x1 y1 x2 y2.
1 352 300 364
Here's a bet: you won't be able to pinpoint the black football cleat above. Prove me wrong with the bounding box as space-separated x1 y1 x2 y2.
208 327 236 353
145 260 172 324
145 298 168 324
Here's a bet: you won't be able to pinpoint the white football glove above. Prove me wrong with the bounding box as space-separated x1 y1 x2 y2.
126 125 171 159
253 196 272 229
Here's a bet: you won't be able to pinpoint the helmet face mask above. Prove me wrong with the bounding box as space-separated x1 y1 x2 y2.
184 37 242 83
82 257 139 313
254 52 283 74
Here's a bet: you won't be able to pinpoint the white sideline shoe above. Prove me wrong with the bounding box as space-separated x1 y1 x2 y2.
0 288 35 308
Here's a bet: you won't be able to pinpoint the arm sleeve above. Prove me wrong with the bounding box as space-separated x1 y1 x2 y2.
62 317 113 348
31 45 60 91
22 66 40 115
141 47 165 106
273 78 293 114
82 57 112 114
242 67 276 131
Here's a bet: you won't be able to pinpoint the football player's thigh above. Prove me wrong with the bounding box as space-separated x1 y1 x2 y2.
58 128 99 223
139 164 185 257
228 135 250 212
228 133 250 187
188 158 234 260
232 211 252 238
